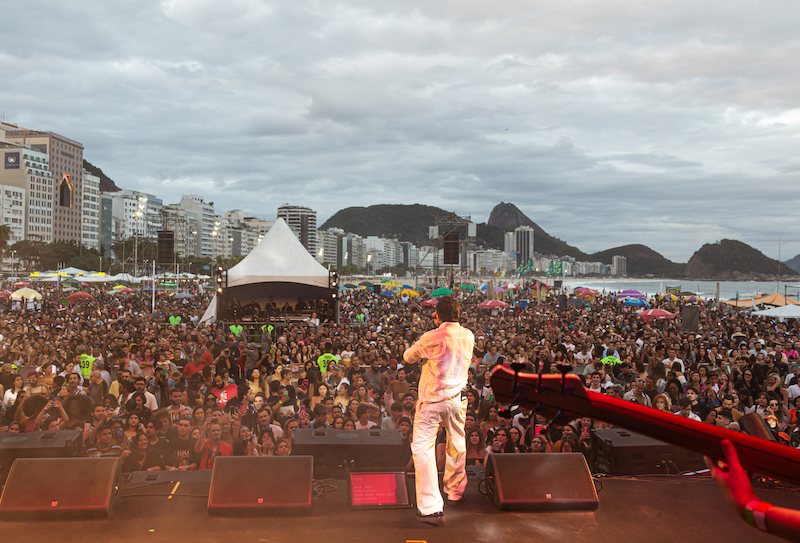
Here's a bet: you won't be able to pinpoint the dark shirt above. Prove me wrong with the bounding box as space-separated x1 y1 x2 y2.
167 436 199 469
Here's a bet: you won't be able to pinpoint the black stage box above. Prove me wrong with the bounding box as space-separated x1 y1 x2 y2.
592 428 705 476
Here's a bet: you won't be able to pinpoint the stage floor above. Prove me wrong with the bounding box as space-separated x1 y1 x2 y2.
2 472 799 542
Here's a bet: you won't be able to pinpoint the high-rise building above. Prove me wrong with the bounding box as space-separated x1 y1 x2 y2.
81 171 100 250
162 204 198 259
277 204 316 255
107 190 163 240
514 226 534 267
401 242 419 269
316 229 340 267
4 127 84 243
177 196 215 258
612 255 627 277
504 231 516 255
0 141 53 243
340 233 366 269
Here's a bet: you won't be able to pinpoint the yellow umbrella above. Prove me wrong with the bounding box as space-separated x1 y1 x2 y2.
661 294 679 302
11 287 43 300
113 285 126 290
384 280 403 289
398 289 420 298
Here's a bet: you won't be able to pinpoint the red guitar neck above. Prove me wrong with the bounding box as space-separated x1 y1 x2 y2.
490 366 800 487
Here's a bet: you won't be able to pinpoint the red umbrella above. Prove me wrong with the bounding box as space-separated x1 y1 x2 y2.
0 290 11 297
67 291 95 302
116 288 137 294
13 282 29 288
577 288 600 298
638 308 675 320
479 300 510 309
421 299 438 307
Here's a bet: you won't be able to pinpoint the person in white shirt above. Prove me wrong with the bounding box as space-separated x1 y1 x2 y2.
662 348 685 373
403 297 474 526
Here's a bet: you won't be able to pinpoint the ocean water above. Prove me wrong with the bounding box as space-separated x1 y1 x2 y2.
560 278 800 301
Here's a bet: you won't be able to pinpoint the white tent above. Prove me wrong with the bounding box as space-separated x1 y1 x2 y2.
200 295 217 324
753 305 800 319
226 218 329 288
205 218 332 321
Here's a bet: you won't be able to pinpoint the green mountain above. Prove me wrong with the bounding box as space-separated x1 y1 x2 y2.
685 239 798 279
487 202 588 258
83 160 120 192
320 204 509 249
590 245 686 277
785 253 800 274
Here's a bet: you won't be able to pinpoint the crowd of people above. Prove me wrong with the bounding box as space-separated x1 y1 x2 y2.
1 281 799 478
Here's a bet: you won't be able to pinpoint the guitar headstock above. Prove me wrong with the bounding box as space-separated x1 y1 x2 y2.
490 364 589 411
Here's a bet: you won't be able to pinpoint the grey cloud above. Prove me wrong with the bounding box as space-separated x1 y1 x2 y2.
2 0 799 263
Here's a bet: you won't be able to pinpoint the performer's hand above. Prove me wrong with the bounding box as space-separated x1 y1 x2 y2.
705 439 757 517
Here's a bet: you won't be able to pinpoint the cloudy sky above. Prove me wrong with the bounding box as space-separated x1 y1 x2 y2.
2 0 799 262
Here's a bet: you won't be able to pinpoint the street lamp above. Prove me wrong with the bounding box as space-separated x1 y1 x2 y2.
135 196 147 276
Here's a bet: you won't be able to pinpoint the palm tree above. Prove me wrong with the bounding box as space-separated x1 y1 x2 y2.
0 224 11 271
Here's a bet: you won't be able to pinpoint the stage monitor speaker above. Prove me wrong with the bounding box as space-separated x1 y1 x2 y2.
0 457 120 520
592 428 705 476
558 294 567 312
443 231 460 265
738 412 776 441
0 430 83 483
207 456 313 516
485 453 598 511
291 429 406 479
157 230 175 266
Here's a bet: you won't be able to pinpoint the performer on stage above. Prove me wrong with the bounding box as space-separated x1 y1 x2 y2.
403 296 474 526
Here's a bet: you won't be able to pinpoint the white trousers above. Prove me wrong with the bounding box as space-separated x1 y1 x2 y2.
411 396 467 515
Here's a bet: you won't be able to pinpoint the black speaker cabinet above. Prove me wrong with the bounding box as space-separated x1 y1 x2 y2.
291 429 406 479
592 428 705 475
0 457 120 520
0 430 83 483
207 456 313 516
485 453 598 511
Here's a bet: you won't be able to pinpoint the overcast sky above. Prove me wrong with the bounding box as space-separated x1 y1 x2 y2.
2 1 799 262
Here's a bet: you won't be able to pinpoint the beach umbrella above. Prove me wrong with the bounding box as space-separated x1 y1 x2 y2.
682 295 702 303
402 284 413 289
174 292 194 299
0 290 11 297
638 308 675 320
358 281 374 287
431 288 455 297
623 297 650 307
344 283 358 288
384 280 403 289
479 300 509 309
112 284 126 289
577 288 600 298
10 287 42 300
380 290 393 296
421 299 438 307
115 288 137 295
67 292 95 302
13 282 30 288
505 283 519 290
661 294 679 302
398 289 419 298
617 289 645 298
459 284 477 291
62 286 78 292
601 355 622 366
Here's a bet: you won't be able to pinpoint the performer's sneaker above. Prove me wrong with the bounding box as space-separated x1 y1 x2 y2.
415 510 446 526
446 495 465 505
